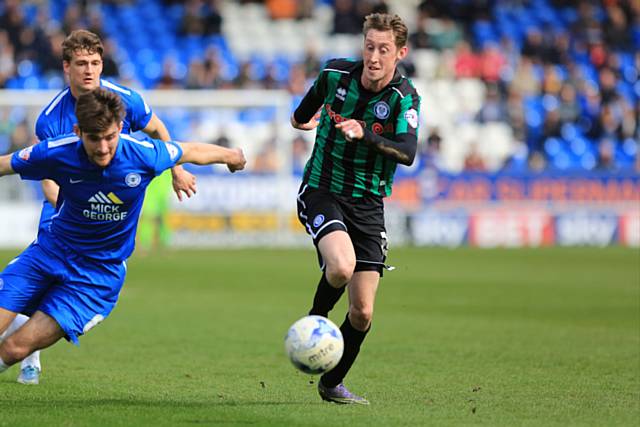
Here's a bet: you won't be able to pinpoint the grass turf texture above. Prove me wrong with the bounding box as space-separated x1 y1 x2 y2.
0 247 638 426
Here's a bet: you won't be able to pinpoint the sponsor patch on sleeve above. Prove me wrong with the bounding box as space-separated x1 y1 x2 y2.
164 142 179 160
404 109 419 129
18 146 33 161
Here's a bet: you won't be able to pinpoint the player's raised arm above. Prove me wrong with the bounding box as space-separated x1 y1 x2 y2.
0 153 15 177
177 142 246 173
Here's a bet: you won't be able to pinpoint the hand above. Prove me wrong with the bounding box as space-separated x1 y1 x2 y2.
335 120 363 141
291 112 321 131
227 148 246 173
171 165 197 202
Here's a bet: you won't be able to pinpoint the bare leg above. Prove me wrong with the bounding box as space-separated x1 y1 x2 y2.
0 310 64 366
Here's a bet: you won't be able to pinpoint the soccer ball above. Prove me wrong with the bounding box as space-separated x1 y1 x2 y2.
284 315 344 375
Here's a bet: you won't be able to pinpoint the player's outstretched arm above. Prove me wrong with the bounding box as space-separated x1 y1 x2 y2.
0 154 16 177
178 142 246 173
144 113 197 201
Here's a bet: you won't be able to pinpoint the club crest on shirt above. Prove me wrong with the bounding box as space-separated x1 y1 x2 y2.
404 109 419 129
313 214 325 228
336 87 347 102
373 101 390 119
125 173 141 187
18 146 33 161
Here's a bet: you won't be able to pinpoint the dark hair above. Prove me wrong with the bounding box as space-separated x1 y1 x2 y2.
62 30 104 62
363 13 408 49
75 88 125 134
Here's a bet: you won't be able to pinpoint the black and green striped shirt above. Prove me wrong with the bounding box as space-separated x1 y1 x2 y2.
294 58 421 198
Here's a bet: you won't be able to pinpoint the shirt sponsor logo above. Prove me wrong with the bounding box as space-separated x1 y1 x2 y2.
373 101 390 119
125 173 141 187
336 87 347 101
313 214 325 228
324 104 366 129
84 191 128 221
19 146 33 161
404 109 418 129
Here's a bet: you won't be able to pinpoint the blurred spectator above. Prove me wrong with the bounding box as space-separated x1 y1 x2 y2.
302 43 322 79
204 0 223 35
604 4 633 51
506 89 527 143
287 63 307 95
156 57 182 89
453 40 479 78
292 135 310 174
463 143 486 172
478 43 506 83
0 31 15 88
8 120 30 153
428 17 462 51
253 137 279 173
212 130 230 148
234 61 261 89
598 67 619 104
40 30 65 76
261 63 281 90
101 39 120 79
541 65 563 96
557 83 581 125
510 57 541 96
332 0 361 34
596 138 617 171
421 128 444 170
476 84 507 123
181 0 206 36
409 16 431 49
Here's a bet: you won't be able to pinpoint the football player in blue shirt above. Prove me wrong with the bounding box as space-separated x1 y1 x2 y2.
6 29 197 385
0 88 246 381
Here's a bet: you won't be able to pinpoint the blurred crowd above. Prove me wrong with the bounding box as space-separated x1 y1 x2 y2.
0 0 638 174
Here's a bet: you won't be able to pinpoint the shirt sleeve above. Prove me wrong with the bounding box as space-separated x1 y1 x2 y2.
10 142 51 181
148 139 183 176
395 91 421 140
125 89 153 132
35 112 55 141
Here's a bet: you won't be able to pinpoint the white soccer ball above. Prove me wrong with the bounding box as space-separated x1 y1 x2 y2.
284 315 344 375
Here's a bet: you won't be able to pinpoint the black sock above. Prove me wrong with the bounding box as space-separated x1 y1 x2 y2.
320 313 370 388
308 273 345 317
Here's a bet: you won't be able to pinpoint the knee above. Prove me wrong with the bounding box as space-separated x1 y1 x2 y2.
325 258 355 287
0 335 34 363
349 305 373 331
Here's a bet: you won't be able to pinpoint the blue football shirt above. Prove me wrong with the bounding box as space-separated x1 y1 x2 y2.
34 79 154 227
35 79 153 140
11 133 182 262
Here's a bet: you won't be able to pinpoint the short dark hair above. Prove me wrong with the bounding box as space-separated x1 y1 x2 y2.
75 88 125 134
62 30 104 62
363 13 408 49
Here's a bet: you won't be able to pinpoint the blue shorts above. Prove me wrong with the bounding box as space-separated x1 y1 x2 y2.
0 240 126 345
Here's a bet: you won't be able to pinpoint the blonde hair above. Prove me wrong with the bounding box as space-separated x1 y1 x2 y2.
363 13 408 49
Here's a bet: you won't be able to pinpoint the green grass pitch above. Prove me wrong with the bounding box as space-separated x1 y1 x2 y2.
0 247 638 426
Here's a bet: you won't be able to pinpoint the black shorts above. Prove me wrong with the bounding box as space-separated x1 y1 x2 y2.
296 184 389 275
